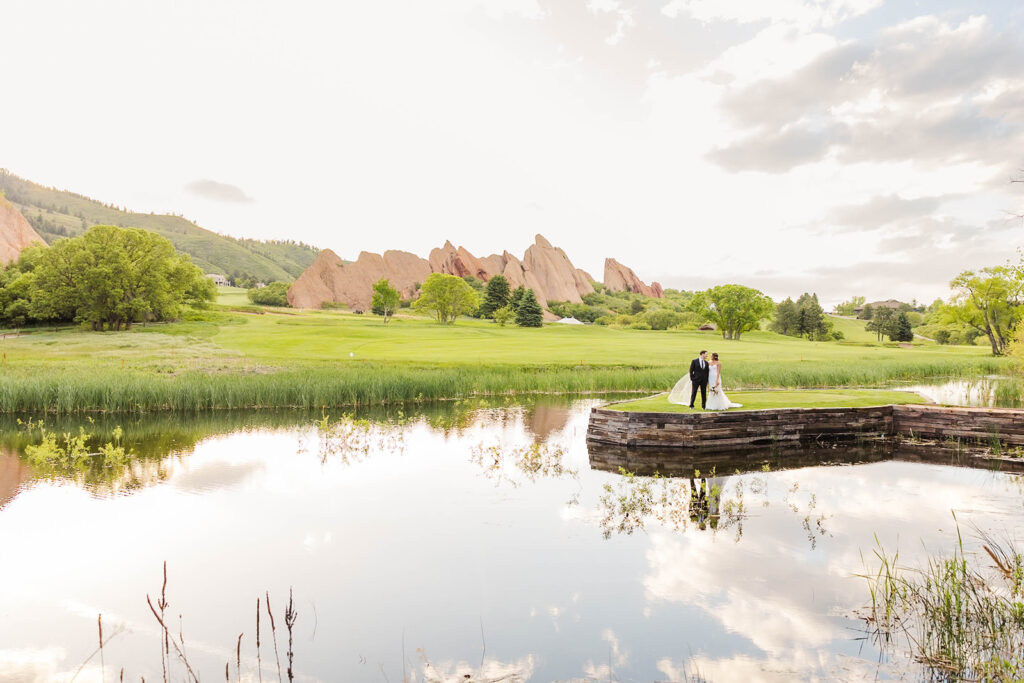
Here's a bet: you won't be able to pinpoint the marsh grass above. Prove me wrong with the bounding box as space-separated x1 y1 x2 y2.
860 518 1024 680
0 356 1008 415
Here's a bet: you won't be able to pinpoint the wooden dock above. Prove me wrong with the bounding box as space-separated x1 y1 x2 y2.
586 403 1024 451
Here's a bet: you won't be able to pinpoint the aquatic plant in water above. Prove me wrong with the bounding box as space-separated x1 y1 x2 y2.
860 516 1024 680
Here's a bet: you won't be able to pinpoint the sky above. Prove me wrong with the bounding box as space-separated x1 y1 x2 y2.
3 0 1024 306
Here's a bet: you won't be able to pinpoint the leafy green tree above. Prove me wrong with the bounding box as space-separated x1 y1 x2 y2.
479 274 511 318
892 312 914 342
947 266 1024 355
692 285 774 340
493 305 514 327
515 288 544 327
370 278 400 323
770 298 799 335
247 281 291 306
412 273 479 324
29 225 213 330
858 303 873 321
629 298 645 315
834 295 865 316
866 307 897 342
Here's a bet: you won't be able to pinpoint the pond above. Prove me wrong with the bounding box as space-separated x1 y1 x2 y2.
0 395 1022 682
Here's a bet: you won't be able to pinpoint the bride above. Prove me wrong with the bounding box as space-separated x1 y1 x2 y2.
668 352 742 410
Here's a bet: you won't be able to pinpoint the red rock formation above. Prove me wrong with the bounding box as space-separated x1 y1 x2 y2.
288 248 431 311
519 234 594 307
288 234 658 312
0 195 46 265
429 241 494 281
603 258 664 298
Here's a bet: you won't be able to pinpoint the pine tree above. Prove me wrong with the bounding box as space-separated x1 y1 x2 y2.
892 312 914 342
515 288 544 327
509 286 528 313
770 298 799 335
479 274 511 318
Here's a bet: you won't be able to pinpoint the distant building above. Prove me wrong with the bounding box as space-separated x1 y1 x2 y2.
206 274 228 286
853 299 904 315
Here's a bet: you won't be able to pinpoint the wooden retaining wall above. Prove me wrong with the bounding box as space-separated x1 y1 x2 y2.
586 403 1024 451
893 405 1024 446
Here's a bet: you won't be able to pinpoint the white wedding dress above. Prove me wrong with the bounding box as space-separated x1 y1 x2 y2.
706 364 742 410
667 363 742 410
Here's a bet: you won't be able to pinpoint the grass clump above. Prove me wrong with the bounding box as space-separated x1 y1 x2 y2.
861 519 1024 680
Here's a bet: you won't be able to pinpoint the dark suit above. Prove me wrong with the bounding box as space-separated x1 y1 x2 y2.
689 357 710 409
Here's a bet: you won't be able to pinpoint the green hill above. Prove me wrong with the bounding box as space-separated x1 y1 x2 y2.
0 169 320 283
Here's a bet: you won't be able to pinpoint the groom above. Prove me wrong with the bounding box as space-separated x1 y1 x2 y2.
689 350 710 410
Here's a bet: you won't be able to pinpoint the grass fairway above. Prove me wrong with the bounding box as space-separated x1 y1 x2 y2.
214 286 252 307
610 389 929 413
0 302 1009 413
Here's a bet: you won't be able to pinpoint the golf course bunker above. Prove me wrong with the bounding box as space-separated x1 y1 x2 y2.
587 400 1024 452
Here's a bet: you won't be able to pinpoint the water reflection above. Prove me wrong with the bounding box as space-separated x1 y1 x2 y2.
0 398 1022 682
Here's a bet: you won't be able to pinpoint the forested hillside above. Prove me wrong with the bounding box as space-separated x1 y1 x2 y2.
0 169 320 282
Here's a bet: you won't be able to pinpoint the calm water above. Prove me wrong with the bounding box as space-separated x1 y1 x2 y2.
1 396 1023 682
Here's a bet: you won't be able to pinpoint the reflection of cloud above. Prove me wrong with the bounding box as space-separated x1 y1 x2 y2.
0 648 68 683
422 654 535 683
184 178 254 203
170 459 265 493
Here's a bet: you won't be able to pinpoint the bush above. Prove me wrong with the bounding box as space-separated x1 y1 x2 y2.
247 282 291 307
493 305 514 327
643 309 686 330
628 320 652 330
934 329 952 344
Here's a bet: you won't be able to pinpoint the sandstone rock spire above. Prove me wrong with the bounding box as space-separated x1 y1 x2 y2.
0 195 46 265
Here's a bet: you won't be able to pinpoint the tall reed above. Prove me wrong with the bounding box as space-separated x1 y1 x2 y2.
0 355 1008 414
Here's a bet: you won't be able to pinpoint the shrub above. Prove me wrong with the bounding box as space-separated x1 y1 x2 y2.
628 320 652 330
643 309 686 330
247 282 291 307
493 305 514 327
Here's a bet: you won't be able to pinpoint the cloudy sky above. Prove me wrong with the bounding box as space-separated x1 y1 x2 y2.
3 0 1023 305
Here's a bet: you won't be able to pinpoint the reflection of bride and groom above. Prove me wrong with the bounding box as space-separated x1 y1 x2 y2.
668 350 742 410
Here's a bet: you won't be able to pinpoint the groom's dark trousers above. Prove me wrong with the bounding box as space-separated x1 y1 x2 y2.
689 358 710 409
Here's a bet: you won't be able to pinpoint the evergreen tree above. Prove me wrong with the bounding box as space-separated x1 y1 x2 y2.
515 288 544 327
509 286 528 313
858 304 874 320
796 292 829 340
479 274 510 318
770 298 799 335
892 311 914 342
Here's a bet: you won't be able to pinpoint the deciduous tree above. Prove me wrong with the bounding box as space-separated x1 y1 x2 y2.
692 285 774 340
370 278 400 323
412 273 479 324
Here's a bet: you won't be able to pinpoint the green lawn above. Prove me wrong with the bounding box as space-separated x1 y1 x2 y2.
610 389 929 413
0 307 1009 413
215 286 252 307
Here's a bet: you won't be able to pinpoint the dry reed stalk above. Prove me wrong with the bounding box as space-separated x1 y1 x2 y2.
266 591 284 683
256 597 263 683
158 562 169 683
98 614 105 682
145 595 199 683
285 589 297 683
236 633 243 683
